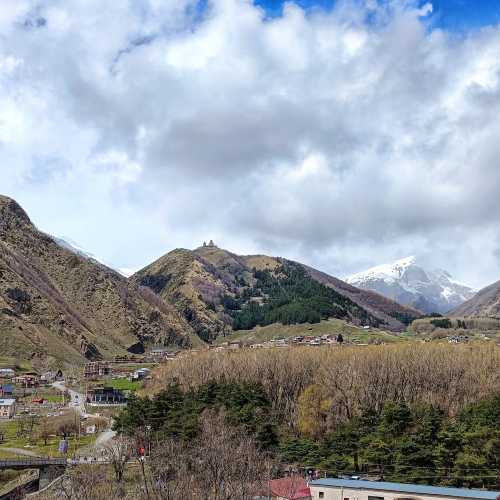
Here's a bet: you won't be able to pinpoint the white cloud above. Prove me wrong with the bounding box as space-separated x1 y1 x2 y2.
1 0 500 289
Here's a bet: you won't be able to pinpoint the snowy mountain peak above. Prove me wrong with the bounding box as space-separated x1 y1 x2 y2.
347 256 475 315
348 256 417 283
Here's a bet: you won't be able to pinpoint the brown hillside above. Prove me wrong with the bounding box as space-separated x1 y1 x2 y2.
133 244 421 341
0 195 195 365
451 279 500 318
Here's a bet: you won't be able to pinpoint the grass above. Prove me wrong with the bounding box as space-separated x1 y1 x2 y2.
0 418 97 458
106 378 141 391
215 319 407 345
0 357 32 372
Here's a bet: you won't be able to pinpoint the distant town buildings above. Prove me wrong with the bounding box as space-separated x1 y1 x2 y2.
0 398 16 419
214 334 348 352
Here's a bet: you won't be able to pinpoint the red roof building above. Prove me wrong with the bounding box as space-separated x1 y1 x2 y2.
270 476 311 500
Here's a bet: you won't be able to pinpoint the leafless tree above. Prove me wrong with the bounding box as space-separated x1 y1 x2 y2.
53 466 120 500
38 417 54 446
16 414 39 440
103 435 134 483
152 343 500 430
144 410 274 500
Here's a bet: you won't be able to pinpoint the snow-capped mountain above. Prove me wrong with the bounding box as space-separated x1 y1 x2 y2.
53 236 135 277
346 256 476 314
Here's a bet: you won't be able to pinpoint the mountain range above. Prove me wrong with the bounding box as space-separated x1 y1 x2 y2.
346 256 476 314
0 195 422 365
131 244 421 343
0 195 197 366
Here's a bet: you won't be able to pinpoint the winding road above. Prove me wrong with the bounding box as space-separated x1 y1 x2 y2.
51 381 116 449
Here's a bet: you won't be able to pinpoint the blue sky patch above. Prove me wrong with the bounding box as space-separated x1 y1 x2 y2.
254 0 500 31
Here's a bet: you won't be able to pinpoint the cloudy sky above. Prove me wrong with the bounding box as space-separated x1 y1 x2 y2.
1 0 500 288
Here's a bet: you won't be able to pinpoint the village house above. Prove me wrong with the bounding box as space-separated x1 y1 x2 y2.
0 368 15 379
84 361 111 380
0 398 16 419
132 368 150 380
12 372 39 388
147 348 178 362
40 369 63 384
308 479 500 500
269 476 311 500
0 384 14 397
86 386 127 405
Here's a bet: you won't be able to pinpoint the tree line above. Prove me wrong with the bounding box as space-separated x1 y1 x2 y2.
230 263 377 330
114 344 500 490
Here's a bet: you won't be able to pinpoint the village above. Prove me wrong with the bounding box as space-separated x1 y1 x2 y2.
0 355 159 467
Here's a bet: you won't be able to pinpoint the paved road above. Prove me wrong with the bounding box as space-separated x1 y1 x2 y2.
51 381 88 418
94 428 116 447
51 381 116 450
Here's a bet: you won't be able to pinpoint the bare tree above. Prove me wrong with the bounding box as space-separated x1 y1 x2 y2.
54 465 120 500
103 435 133 483
16 414 39 441
38 418 53 446
145 410 274 500
147 438 196 500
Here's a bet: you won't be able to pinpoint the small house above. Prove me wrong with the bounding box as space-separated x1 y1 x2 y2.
0 399 16 419
269 476 311 500
84 362 111 380
148 349 171 361
0 384 14 397
132 368 151 380
40 371 56 384
0 368 15 379
13 373 39 388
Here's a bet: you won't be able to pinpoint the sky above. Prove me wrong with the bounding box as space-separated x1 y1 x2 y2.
2 0 500 288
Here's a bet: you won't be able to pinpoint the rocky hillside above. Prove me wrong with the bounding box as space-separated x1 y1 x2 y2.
347 257 475 314
451 280 500 318
133 244 421 341
0 195 196 365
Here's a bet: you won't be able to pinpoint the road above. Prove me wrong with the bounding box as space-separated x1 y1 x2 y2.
51 381 116 449
94 428 116 447
51 380 89 418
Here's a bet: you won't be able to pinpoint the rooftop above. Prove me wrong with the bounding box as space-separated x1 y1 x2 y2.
0 399 16 406
308 479 500 500
271 476 311 499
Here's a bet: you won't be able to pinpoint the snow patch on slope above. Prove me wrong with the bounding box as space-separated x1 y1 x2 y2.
53 236 133 278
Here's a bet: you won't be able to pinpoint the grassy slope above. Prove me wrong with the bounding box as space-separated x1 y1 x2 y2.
215 318 407 345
